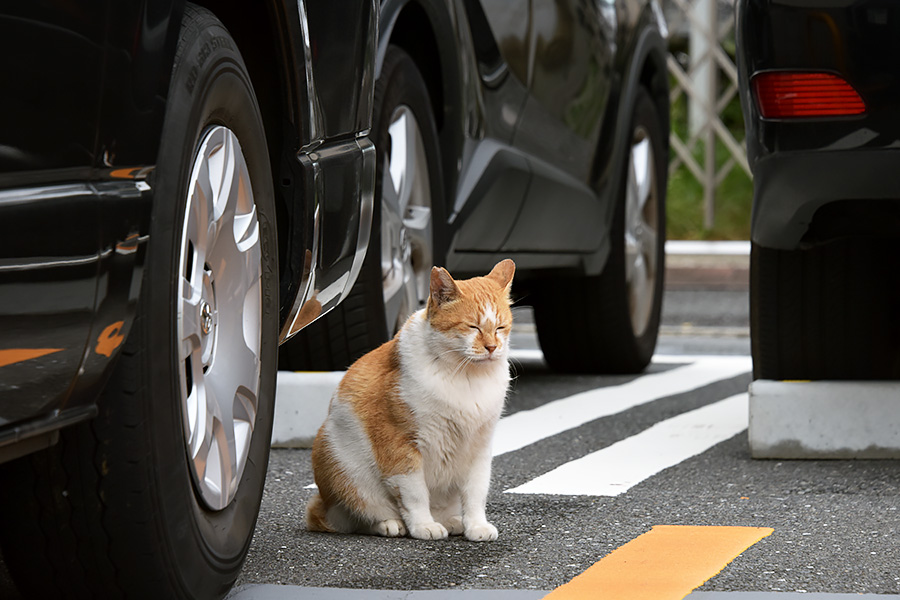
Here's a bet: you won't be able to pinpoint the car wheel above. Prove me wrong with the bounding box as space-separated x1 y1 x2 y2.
279 45 442 371
0 5 278 598
533 86 666 373
751 238 900 380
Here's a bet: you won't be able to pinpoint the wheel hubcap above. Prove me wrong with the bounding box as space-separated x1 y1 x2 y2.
381 105 433 333
624 127 659 337
200 301 213 335
178 125 262 511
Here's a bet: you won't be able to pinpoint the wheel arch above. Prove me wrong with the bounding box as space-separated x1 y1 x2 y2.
602 24 669 217
189 0 313 324
191 1 301 142
638 34 671 150
578 19 669 278
379 0 463 246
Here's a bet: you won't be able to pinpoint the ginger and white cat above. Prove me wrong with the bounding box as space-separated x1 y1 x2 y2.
306 259 515 541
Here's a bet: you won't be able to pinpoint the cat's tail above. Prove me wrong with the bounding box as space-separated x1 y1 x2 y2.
305 493 335 533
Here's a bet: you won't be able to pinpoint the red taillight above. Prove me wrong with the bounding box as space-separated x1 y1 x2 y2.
751 72 866 118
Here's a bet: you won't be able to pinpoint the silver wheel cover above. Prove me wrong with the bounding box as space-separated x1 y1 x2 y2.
381 105 433 333
178 126 262 511
624 126 659 338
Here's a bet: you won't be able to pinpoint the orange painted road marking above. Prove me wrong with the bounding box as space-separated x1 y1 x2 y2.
543 525 774 600
0 348 63 368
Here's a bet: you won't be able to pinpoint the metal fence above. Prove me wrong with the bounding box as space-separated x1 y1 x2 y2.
665 0 751 230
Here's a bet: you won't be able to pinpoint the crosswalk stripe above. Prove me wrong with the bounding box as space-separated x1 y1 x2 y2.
506 393 748 496
493 355 751 457
542 525 773 600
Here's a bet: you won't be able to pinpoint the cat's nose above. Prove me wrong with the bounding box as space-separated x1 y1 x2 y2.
485 344 497 354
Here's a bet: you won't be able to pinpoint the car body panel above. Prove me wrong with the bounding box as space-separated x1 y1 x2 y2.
515 0 616 184
0 0 173 443
277 0 377 340
305 1 377 139
378 0 669 280
445 0 532 252
736 0 900 249
0 184 102 426
0 5 106 175
0 0 376 460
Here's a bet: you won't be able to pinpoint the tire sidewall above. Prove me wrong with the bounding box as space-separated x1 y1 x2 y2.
609 86 667 361
364 44 444 339
144 10 277 589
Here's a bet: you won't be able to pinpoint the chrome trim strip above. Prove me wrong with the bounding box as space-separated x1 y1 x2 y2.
279 151 322 344
340 137 375 303
278 137 376 344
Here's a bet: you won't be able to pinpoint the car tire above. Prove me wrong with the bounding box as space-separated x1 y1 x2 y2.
0 5 278 599
279 45 443 371
751 238 900 380
533 86 667 374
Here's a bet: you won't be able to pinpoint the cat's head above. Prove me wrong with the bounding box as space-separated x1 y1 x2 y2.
425 259 515 367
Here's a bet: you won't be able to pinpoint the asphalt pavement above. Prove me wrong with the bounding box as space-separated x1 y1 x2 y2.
5 242 899 600
230 241 898 599
658 240 750 356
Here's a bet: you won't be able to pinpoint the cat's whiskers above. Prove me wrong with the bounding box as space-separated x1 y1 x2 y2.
507 355 521 382
430 346 468 371
450 354 474 379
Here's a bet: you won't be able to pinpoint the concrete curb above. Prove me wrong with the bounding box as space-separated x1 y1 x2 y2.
665 240 749 290
749 380 900 459
227 584 900 600
227 585 546 599
271 371 343 448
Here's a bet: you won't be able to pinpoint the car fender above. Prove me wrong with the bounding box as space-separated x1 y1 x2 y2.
377 0 465 233
583 20 668 276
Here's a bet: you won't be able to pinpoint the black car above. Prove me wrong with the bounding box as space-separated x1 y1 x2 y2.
0 2 376 598
736 0 900 381
281 0 672 375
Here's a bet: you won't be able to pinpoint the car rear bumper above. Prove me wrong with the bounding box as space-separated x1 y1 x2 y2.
737 0 900 249
751 148 900 249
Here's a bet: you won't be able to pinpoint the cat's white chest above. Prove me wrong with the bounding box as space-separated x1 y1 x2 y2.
400 363 507 480
401 362 508 426
396 310 510 479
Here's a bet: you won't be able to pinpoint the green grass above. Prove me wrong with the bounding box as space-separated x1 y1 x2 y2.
666 66 753 241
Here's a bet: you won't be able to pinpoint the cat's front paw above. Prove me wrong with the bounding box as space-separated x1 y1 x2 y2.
373 519 407 537
408 521 449 540
464 522 498 542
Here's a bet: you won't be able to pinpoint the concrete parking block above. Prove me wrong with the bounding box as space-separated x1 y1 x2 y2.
271 371 342 448
749 380 900 459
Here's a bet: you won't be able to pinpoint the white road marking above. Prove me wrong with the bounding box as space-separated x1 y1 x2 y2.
508 348 546 363
492 355 751 457
505 393 749 496
299 355 751 492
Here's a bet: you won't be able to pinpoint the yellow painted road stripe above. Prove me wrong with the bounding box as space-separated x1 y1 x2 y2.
0 348 63 368
543 525 774 600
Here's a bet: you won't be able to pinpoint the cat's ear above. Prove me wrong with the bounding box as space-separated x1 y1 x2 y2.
429 266 459 308
487 259 515 291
